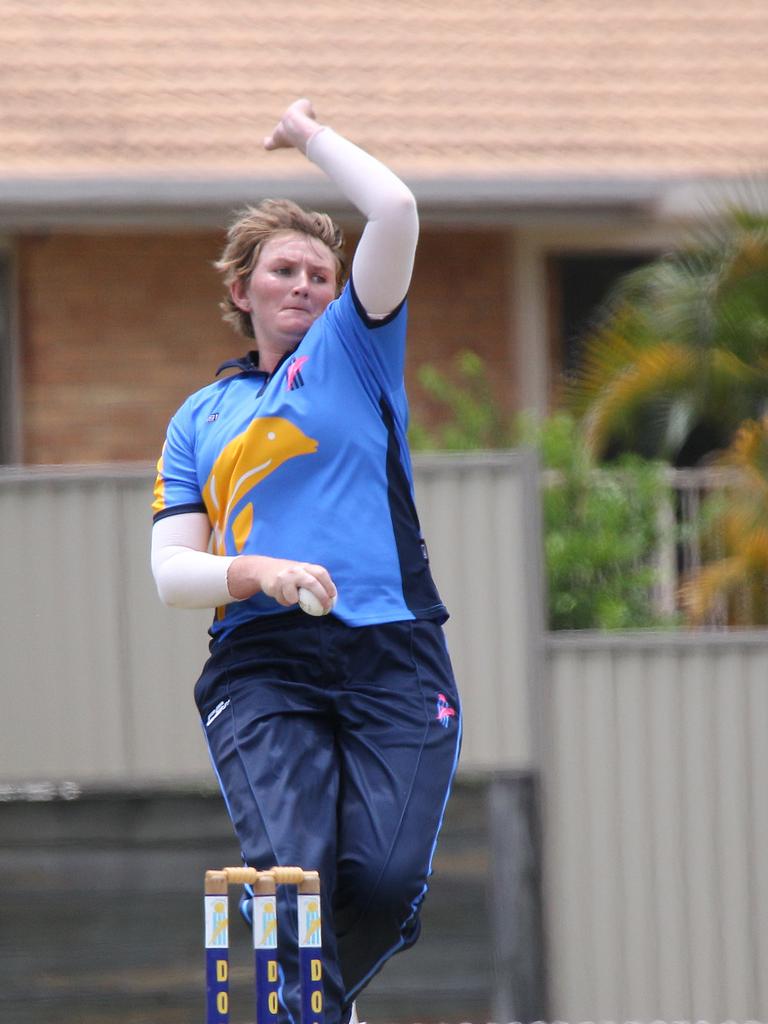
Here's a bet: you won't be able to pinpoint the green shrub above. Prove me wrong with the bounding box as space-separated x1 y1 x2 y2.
410 350 677 630
519 413 677 630
409 350 515 451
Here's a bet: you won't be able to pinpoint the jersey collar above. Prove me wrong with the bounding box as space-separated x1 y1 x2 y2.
216 350 261 376
216 345 300 379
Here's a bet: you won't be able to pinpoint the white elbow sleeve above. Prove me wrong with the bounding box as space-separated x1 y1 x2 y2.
151 514 238 609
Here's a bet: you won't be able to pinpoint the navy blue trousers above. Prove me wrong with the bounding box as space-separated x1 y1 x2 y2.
194 612 462 1024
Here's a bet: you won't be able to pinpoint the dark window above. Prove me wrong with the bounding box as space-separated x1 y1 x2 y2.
549 251 657 379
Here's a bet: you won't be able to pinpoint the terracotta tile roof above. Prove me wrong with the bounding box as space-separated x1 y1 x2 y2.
1 0 767 184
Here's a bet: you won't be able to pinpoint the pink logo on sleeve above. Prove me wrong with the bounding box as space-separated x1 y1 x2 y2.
286 356 309 391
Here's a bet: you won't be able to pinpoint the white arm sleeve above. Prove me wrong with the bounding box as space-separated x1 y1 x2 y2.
306 127 418 318
151 512 240 609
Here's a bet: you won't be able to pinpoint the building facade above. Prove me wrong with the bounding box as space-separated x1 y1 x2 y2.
1 0 766 464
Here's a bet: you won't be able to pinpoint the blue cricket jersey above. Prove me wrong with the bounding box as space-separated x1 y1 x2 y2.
152 280 447 639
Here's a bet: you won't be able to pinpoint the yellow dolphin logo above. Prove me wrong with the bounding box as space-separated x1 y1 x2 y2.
204 416 318 556
256 900 277 947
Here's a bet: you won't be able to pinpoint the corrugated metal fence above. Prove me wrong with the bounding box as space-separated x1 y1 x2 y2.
0 452 543 785
544 630 768 1022
5 458 768 1020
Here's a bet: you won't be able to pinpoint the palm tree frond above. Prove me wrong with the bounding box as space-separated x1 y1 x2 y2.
577 342 697 455
680 556 747 623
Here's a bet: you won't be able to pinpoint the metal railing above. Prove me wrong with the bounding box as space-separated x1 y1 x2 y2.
658 466 746 625
543 464 749 627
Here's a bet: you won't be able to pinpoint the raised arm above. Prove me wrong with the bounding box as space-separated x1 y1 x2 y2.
151 102 406 612
265 99 418 317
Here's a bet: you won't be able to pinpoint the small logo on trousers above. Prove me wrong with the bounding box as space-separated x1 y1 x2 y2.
435 693 456 727
206 699 230 727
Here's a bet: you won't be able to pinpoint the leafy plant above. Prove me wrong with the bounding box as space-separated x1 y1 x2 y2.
569 202 768 462
519 413 676 630
409 351 676 629
409 350 515 451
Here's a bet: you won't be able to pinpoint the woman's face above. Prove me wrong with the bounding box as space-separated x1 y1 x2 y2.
231 230 338 361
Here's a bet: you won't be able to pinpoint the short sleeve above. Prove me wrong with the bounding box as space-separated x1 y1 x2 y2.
323 278 408 396
152 401 207 521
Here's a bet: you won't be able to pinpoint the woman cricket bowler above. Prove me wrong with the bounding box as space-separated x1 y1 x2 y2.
151 99 462 1024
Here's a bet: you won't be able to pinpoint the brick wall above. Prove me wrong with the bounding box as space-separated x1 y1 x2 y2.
408 229 515 423
17 227 512 463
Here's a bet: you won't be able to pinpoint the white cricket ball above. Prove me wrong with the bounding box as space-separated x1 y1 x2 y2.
298 587 336 617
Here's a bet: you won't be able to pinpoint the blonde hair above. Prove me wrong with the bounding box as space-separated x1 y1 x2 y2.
215 198 348 339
